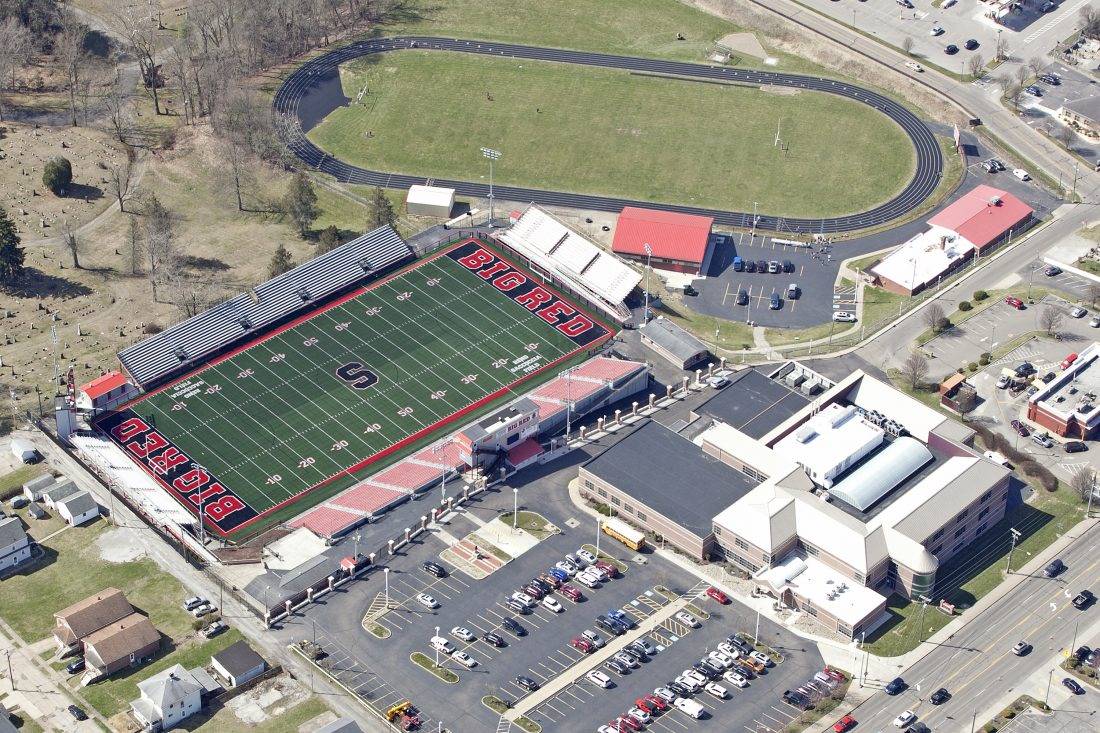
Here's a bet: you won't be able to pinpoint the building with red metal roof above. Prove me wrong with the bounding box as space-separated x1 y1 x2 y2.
77 371 135 412
611 207 714 275
926 185 1032 251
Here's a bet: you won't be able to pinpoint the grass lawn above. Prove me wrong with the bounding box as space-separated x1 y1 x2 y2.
410 652 459 683
0 521 196 643
0 464 47 498
188 691 329 732
309 51 914 219
499 511 557 540
78 630 244 717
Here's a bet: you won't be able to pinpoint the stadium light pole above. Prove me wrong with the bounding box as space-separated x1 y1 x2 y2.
480 147 502 224
643 242 653 323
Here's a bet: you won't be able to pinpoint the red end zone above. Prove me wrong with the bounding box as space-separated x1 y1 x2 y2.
95 238 616 541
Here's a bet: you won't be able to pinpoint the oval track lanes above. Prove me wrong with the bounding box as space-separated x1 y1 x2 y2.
274 36 943 234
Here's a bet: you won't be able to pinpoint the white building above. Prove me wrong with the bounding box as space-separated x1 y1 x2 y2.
405 185 455 218
772 403 883 488
55 491 101 527
130 664 203 731
0 518 32 573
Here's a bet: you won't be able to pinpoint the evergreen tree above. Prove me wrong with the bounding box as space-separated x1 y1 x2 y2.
268 242 295 278
282 172 319 235
0 209 25 282
317 225 343 254
367 186 397 230
42 156 73 195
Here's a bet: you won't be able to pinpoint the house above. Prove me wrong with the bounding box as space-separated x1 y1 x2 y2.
22 474 56 502
53 587 135 655
130 664 203 731
83 614 160 682
9 439 39 465
0 518 32 573
316 719 364 733
55 491 100 527
76 371 137 412
210 640 266 688
40 480 80 509
1058 94 1100 137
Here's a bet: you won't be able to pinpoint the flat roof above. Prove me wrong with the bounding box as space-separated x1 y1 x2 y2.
872 228 974 291
582 420 757 540
927 185 1032 249
1031 342 1100 424
761 555 886 628
698 369 810 439
639 317 708 363
774 404 884 487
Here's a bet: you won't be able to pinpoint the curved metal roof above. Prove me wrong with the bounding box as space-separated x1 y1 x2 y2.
828 437 932 512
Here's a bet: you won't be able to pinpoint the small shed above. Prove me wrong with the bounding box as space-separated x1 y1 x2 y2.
211 640 266 688
406 185 455 218
9 439 39 465
639 316 710 370
55 490 100 527
22 474 56 501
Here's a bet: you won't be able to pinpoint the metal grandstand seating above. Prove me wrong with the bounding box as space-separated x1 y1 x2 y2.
330 482 408 515
117 225 412 387
290 506 363 537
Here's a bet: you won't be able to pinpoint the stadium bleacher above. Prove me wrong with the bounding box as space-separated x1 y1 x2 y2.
289 506 365 537
117 226 412 387
330 482 408 514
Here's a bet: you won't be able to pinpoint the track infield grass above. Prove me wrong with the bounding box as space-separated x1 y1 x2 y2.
307 51 916 219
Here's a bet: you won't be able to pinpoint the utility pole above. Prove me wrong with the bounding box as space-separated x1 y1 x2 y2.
1005 527 1021 574
916 594 932 644
642 243 653 323
1044 668 1053 706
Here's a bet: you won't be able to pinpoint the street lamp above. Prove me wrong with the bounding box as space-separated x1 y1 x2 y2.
642 242 653 324
480 147 502 224
513 488 519 529
434 625 441 667
595 515 601 557
384 567 390 609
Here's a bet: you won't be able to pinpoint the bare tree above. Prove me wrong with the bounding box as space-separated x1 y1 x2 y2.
103 72 133 143
967 54 985 79
56 12 88 127
996 73 1014 96
1015 64 1030 86
1070 465 1096 502
1087 282 1100 308
995 32 1009 62
61 219 81 269
1039 306 1064 336
143 193 177 301
107 146 138 214
922 302 946 333
901 352 930 390
1082 5 1100 40
1027 56 1045 78
0 18 32 122
127 215 143 275
116 4 162 115
1055 125 1076 150
1005 81 1024 110
902 36 914 55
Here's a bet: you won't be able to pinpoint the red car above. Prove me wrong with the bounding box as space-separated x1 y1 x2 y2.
634 698 655 715
570 637 594 653
1005 295 1025 309
642 693 667 711
559 584 583 602
538 573 561 589
594 560 619 578
833 715 856 732
618 715 643 731
705 586 730 604
823 667 846 683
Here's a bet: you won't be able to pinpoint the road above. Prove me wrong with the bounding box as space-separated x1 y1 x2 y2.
743 0 1099 202
848 521 1100 733
274 35 943 233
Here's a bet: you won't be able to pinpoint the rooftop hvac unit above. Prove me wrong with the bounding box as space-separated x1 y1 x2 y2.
829 405 856 427
801 380 821 396
989 196 1002 205
885 420 905 437
870 410 886 426
795 425 817 443
786 372 807 388
838 583 848 592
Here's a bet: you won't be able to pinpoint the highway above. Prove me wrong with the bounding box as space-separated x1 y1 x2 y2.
849 521 1100 733
272 36 944 234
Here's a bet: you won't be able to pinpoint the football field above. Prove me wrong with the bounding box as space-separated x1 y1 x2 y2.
98 240 612 540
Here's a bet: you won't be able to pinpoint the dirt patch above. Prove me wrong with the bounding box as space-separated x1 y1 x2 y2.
717 31 767 59
96 527 147 564
760 86 800 95
224 675 310 726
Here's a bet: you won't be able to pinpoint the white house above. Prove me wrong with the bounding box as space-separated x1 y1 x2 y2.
130 664 202 732
210 641 266 688
55 491 100 527
22 474 56 502
40 480 79 508
0 518 32 573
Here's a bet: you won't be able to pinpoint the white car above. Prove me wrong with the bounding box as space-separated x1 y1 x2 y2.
894 710 917 728
930 25 944 35
416 593 438 609
708 651 734 669
554 561 577 577
575 570 601 589
904 61 924 72
628 708 651 725
674 697 705 719
750 650 773 667
654 686 677 703
832 311 857 323
542 596 563 613
190 603 215 618
673 669 699 686
586 669 612 688
705 682 728 699
451 626 475 642
430 636 454 654
182 596 206 611
577 548 598 565
451 650 477 668
1013 168 1030 181
1070 306 1087 318
675 611 700 628
717 641 741 658
723 670 749 688
511 591 535 607
683 669 707 686
586 564 610 581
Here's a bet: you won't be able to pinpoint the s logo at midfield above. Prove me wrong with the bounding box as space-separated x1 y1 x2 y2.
335 362 379 390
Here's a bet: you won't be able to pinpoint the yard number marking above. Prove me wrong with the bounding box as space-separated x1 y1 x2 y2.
298 457 316 468
430 390 447 400
331 440 349 451
303 337 319 347
396 291 412 301
461 374 477 384
364 423 382 433
237 368 254 379
270 352 286 363
397 406 414 417
266 474 282 485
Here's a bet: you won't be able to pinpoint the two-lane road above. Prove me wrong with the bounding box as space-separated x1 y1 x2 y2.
852 521 1100 733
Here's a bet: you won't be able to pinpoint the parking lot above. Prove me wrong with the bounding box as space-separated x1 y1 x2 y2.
267 431 826 733
1015 61 1100 164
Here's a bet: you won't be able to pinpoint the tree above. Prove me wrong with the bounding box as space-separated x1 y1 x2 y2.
107 146 137 213
283 172 319 235
967 54 985 79
61 219 81 269
1070 465 1096 503
127 215 143 275
901 36 914 55
1082 5 1100 40
0 18 32 123
103 72 132 143
116 4 162 115
1039 306 1064 336
922 302 946 333
1055 125 1076 150
1027 56 1045 78
1005 81 1024 111
995 32 1009 62
367 187 397 230
1087 282 1100 308
268 242 295 278
901 352 929 390
317 225 344 254
996 73 1014 96
144 193 177 301
1015 64 1029 86
42 157 73 196
56 11 88 127
0 208 24 281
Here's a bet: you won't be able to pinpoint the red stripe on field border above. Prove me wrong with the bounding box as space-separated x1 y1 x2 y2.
95 238 616 540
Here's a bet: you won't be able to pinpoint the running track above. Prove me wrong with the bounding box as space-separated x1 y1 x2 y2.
273 36 944 234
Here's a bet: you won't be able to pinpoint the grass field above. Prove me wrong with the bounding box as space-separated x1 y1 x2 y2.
99 240 611 539
309 51 915 219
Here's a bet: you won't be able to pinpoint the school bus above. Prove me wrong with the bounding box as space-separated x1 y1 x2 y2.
601 516 646 551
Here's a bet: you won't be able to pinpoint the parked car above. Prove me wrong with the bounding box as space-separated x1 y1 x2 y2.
515 675 539 691
538 572 561 589
501 617 526 636
571 636 595 653
1010 419 1030 437
724 670 749 687
430 636 454 654
1044 265 1062 276
1032 432 1054 448
1004 295 1025 309
744 259 757 273
451 650 477 668
634 638 657 656
783 690 810 709
756 259 768 273
182 596 206 611
1071 306 1088 319
203 620 228 638
675 611 700 628
522 583 545 600
542 596 564 613
451 626 475 642
833 311 857 322
1063 677 1085 695
606 659 629 676
577 548 598 565
607 609 633 629
613 652 638 669
1065 441 1089 453
483 631 506 647
1073 645 1091 662
733 256 744 271
582 629 606 648
559 584 583 602
415 593 438 609
1013 168 1030 181
706 587 730 604
769 292 781 310
1072 590 1095 609
422 561 447 577
1012 641 1032 656
965 38 979 50
783 259 794 273
190 603 215 618
66 657 85 675
587 669 613 687
67 705 88 721
705 681 728 699
736 288 749 306
944 44 959 55
930 24 944 35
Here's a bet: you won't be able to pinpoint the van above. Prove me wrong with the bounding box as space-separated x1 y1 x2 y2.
733 256 744 272
787 283 799 299
674 697 705 719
